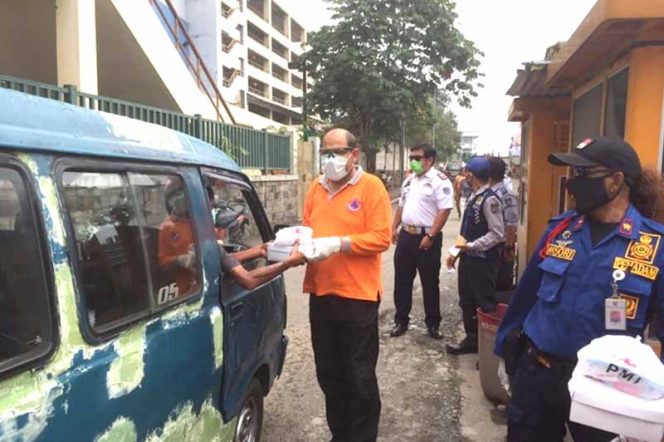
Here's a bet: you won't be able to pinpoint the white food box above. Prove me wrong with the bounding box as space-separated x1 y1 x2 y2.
569 374 664 442
267 243 293 262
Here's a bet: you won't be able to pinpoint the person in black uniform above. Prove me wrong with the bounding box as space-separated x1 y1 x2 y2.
446 156 505 354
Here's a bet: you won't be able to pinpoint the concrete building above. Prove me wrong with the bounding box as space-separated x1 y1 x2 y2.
460 132 480 157
169 0 311 129
0 0 309 224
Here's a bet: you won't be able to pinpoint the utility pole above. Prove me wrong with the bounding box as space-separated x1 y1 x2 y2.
432 89 437 149
399 117 406 185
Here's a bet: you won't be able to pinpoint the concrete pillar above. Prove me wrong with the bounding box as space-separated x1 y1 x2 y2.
56 0 98 94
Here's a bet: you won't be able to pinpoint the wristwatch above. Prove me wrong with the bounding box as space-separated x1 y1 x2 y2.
424 233 433 239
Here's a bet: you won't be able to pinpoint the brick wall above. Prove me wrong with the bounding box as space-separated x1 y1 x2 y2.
251 175 300 226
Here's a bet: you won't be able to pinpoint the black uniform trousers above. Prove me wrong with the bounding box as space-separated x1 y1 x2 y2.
309 294 381 442
508 351 616 442
393 230 443 328
457 253 499 342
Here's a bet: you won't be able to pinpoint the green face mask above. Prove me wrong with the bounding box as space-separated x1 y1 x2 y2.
410 159 424 174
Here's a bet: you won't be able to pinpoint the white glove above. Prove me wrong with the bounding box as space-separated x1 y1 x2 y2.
302 237 341 262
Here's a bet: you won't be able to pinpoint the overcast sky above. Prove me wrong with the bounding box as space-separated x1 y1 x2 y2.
280 0 598 154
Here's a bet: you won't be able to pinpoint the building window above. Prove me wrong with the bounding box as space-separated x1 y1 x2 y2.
272 64 288 83
248 103 271 119
247 0 265 19
291 20 304 43
248 77 268 98
272 39 288 60
271 4 288 36
0 166 54 375
272 88 288 106
571 84 603 148
604 69 629 140
62 170 200 334
248 50 268 72
291 75 303 90
247 22 268 48
272 111 290 125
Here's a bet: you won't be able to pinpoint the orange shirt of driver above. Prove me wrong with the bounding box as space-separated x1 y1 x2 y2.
158 216 198 295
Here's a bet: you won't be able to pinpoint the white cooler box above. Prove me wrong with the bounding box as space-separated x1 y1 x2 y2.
569 374 664 442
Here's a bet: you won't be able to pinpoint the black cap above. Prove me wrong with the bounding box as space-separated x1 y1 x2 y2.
548 137 642 186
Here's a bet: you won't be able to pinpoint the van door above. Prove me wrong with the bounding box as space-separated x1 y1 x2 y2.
49 163 232 440
202 169 287 418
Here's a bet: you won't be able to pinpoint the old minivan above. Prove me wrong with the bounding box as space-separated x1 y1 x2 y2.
0 88 287 441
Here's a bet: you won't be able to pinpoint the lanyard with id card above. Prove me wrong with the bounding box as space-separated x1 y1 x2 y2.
605 269 627 331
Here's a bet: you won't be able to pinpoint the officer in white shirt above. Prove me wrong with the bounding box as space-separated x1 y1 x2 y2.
391 144 454 339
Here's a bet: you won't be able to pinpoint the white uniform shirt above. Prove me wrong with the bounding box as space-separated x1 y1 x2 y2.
399 168 454 227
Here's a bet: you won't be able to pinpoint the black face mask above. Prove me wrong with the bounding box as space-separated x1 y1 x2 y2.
566 175 616 214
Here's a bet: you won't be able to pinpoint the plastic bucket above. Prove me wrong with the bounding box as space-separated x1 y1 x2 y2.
477 303 510 405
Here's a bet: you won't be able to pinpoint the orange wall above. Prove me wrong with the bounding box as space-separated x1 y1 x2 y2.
525 111 561 257
624 46 664 168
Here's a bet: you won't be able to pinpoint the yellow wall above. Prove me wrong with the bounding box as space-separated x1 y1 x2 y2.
624 46 664 168
516 97 570 275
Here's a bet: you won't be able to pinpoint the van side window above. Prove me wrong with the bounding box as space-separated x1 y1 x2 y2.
0 167 53 374
130 174 199 306
206 177 263 265
62 172 150 331
62 171 200 333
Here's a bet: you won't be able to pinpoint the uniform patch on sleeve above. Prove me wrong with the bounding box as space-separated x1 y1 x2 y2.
490 200 500 214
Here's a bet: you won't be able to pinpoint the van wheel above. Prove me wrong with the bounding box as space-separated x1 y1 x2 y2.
234 379 263 442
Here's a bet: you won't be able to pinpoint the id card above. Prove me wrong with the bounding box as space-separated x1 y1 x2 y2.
605 298 627 331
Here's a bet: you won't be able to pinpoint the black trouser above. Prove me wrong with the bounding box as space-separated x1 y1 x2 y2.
508 353 617 442
496 249 515 291
457 253 499 342
309 294 381 442
393 230 442 328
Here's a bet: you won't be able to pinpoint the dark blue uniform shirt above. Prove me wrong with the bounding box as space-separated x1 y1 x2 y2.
495 204 664 361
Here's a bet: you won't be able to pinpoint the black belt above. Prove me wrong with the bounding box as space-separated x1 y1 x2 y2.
402 225 432 235
525 338 576 378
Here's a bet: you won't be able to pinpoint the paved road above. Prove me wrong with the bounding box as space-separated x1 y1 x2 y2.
262 213 506 442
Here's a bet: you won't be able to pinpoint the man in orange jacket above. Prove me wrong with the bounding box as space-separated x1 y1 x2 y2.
302 128 392 442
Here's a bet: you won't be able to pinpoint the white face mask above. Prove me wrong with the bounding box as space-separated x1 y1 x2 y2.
321 154 350 182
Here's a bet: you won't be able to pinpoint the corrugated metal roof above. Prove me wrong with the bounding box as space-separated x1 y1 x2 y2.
506 63 570 98
0 88 240 172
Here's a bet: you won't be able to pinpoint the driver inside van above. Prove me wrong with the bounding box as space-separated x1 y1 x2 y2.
158 181 305 292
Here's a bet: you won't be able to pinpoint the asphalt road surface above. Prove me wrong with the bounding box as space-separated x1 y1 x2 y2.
261 212 508 442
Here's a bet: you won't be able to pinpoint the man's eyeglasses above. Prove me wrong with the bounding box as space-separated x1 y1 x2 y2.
409 155 424 161
319 147 353 157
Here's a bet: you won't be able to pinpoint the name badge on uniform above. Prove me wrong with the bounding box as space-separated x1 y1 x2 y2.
605 299 627 331
605 269 627 331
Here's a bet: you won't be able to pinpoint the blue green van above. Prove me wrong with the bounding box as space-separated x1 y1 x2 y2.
0 88 287 441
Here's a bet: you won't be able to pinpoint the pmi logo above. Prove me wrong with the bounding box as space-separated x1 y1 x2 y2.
605 363 642 384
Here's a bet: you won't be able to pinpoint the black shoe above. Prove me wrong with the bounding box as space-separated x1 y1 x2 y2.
446 337 478 355
427 327 442 340
390 323 408 337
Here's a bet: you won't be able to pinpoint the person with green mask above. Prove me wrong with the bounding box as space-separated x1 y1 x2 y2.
391 144 454 339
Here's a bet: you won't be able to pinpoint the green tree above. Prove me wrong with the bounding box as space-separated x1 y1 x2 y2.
305 0 481 171
406 94 461 162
